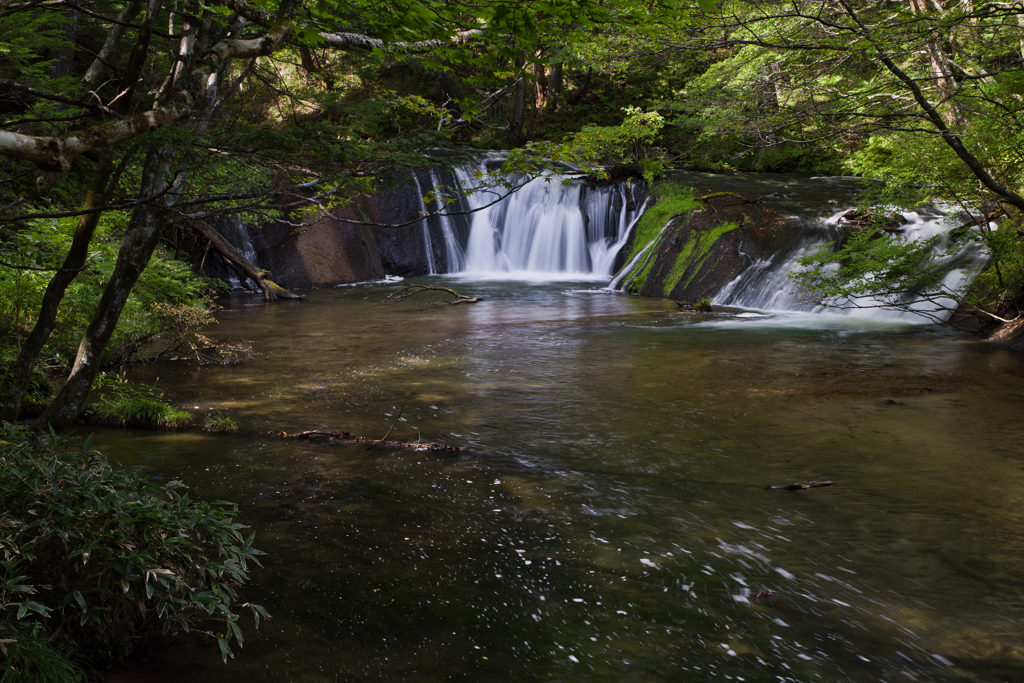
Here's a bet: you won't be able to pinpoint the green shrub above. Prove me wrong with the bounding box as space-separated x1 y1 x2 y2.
0 215 213 375
91 374 192 429
0 430 266 663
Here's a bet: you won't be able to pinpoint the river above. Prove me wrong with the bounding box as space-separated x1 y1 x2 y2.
96 277 1024 682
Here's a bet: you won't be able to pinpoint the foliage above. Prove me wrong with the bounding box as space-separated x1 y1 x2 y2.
89 374 192 429
695 297 712 312
789 226 986 322
203 415 239 433
528 107 667 181
0 216 214 374
0 621 81 683
0 429 266 662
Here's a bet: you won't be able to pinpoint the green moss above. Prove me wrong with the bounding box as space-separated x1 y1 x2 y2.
662 222 739 296
626 184 700 262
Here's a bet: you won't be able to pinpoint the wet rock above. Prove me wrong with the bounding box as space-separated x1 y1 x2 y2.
837 208 907 233
627 191 804 302
988 317 1024 353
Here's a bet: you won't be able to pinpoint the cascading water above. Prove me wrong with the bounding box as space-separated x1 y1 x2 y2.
711 206 988 323
450 157 646 279
410 173 438 275
203 217 261 292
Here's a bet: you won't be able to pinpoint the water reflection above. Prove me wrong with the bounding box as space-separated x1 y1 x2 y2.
99 280 1024 682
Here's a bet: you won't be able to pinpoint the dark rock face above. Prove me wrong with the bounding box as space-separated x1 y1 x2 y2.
252 216 385 289
631 194 805 302
243 169 438 288
352 171 433 277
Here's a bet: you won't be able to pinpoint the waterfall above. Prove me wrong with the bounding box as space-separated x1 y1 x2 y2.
411 173 437 275
204 217 260 292
711 207 988 323
449 160 646 279
427 169 467 272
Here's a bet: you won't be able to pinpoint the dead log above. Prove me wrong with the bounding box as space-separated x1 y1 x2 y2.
188 220 305 301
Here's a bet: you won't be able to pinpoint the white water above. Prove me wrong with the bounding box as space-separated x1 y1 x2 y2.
711 207 987 323
446 160 644 280
427 169 467 272
411 173 437 275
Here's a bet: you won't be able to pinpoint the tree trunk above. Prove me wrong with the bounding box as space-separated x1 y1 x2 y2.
568 66 593 105
35 150 170 432
533 62 547 109
49 9 79 80
0 149 115 422
545 62 563 110
188 220 304 300
510 68 527 146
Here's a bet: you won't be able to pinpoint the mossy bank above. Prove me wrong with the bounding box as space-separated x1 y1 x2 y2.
617 178 806 303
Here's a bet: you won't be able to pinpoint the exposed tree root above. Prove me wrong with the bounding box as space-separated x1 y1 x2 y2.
382 284 482 306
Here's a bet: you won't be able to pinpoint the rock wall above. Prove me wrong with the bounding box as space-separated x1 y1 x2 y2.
625 192 805 302
215 170 436 290
252 215 384 289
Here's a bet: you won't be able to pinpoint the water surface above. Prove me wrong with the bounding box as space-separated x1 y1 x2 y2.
99 279 1024 682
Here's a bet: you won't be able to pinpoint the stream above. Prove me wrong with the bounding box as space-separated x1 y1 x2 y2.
96 278 1024 682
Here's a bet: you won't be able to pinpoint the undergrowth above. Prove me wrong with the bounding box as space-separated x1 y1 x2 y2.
0 428 267 666
90 374 192 429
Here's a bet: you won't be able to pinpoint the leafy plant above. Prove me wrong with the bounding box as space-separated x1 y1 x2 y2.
0 430 267 663
90 374 192 429
203 416 239 433
0 621 82 683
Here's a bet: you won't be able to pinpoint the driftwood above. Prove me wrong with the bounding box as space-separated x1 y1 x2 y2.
188 220 305 301
765 480 835 491
382 284 482 306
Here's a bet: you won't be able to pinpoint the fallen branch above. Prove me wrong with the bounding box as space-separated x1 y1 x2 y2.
187 219 304 301
365 403 405 452
68 414 462 452
382 284 482 306
765 480 835 491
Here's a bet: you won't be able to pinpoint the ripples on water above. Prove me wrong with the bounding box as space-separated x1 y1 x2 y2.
99 280 1024 682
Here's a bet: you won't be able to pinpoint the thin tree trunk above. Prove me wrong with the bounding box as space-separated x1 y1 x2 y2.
82 1 143 90
35 150 170 432
545 62 563 110
0 149 115 422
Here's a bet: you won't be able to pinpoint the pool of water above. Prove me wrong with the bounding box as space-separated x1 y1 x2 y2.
97 279 1024 682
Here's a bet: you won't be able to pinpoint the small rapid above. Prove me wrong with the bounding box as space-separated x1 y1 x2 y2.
710 206 988 323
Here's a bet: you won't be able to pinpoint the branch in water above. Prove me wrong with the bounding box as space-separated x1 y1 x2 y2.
382 284 482 306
